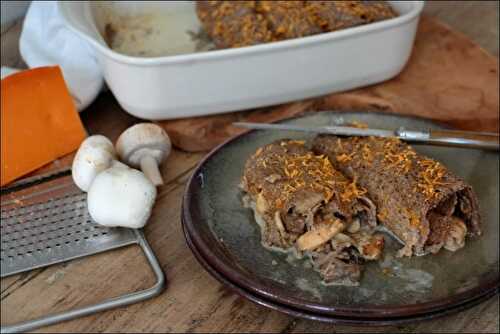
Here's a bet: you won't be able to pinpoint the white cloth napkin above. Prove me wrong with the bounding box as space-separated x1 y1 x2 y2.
2 1 103 111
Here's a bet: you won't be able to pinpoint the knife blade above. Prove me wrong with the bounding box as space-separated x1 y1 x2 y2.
232 122 499 151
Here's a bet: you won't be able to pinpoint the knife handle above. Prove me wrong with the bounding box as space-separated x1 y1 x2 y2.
427 129 499 151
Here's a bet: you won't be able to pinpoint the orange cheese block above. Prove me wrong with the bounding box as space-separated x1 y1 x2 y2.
1 66 86 186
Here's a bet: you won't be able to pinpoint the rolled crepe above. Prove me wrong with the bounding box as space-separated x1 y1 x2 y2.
196 1 274 49
196 1 397 49
313 135 481 257
241 139 383 285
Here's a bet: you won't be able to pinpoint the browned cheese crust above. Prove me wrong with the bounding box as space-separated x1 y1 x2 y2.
312 135 481 257
196 1 398 49
241 139 383 285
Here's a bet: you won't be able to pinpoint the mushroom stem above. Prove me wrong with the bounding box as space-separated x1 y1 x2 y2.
140 155 164 186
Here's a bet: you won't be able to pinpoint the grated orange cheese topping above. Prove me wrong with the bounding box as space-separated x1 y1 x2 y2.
383 148 416 174
361 143 374 163
415 158 449 201
249 141 367 210
377 207 389 222
280 151 337 202
200 1 397 48
330 136 452 204
340 177 367 203
403 208 421 227
381 137 416 173
337 152 355 163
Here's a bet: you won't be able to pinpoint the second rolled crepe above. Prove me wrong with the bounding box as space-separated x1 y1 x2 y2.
313 135 481 257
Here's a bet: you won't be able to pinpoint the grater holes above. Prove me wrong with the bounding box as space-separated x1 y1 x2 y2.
3 222 96 250
2 213 88 237
3 220 62 237
2 183 136 276
1 193 85 221
3 208 85 228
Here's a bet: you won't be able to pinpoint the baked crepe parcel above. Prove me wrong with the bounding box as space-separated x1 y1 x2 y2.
313 135 481 257
241 139 384 286
196 1 397 49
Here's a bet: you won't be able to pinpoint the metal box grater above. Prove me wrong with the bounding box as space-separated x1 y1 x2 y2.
1 173 165 333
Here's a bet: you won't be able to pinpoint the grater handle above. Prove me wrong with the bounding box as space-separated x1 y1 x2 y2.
0 230 165 333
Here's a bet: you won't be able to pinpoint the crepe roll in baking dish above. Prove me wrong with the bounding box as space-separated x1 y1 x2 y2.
196 1 398 49
312 135 481 257
241 139 383 286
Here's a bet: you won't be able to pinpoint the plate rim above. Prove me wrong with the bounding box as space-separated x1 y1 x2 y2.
183 111 500 318
182 215 499 325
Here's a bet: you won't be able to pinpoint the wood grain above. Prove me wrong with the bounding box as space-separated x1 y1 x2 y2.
1 2 498 333
423 0 499 57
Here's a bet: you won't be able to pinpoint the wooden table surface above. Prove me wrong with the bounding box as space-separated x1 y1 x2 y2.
1 2 499 332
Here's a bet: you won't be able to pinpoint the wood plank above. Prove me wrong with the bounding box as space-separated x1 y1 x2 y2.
290 295 499 333
423 1 499 56
1 269 45 298
1 1 498 333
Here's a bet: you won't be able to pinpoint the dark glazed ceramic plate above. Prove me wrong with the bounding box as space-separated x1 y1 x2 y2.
182 112 499 319
182 217 499 325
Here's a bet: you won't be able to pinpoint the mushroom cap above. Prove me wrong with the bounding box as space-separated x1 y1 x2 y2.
115 123 171 167
87 165 157 229
72 144 115 192
80 135 116 158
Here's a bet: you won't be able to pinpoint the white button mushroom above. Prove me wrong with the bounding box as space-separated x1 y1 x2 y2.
116 123 171 186
72 135 117 192
87 164 157 229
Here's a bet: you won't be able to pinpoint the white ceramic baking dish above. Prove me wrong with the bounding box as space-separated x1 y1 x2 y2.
59 1 424 120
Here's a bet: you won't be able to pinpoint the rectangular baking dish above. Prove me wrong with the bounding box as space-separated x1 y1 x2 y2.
59 1 424 120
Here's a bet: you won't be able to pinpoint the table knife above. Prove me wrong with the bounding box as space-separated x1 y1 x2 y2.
233 122 499 151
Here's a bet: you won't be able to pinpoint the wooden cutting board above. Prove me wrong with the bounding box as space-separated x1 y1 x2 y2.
157 16 500 152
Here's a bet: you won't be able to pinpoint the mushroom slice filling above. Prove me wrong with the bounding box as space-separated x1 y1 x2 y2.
241 140 382 286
